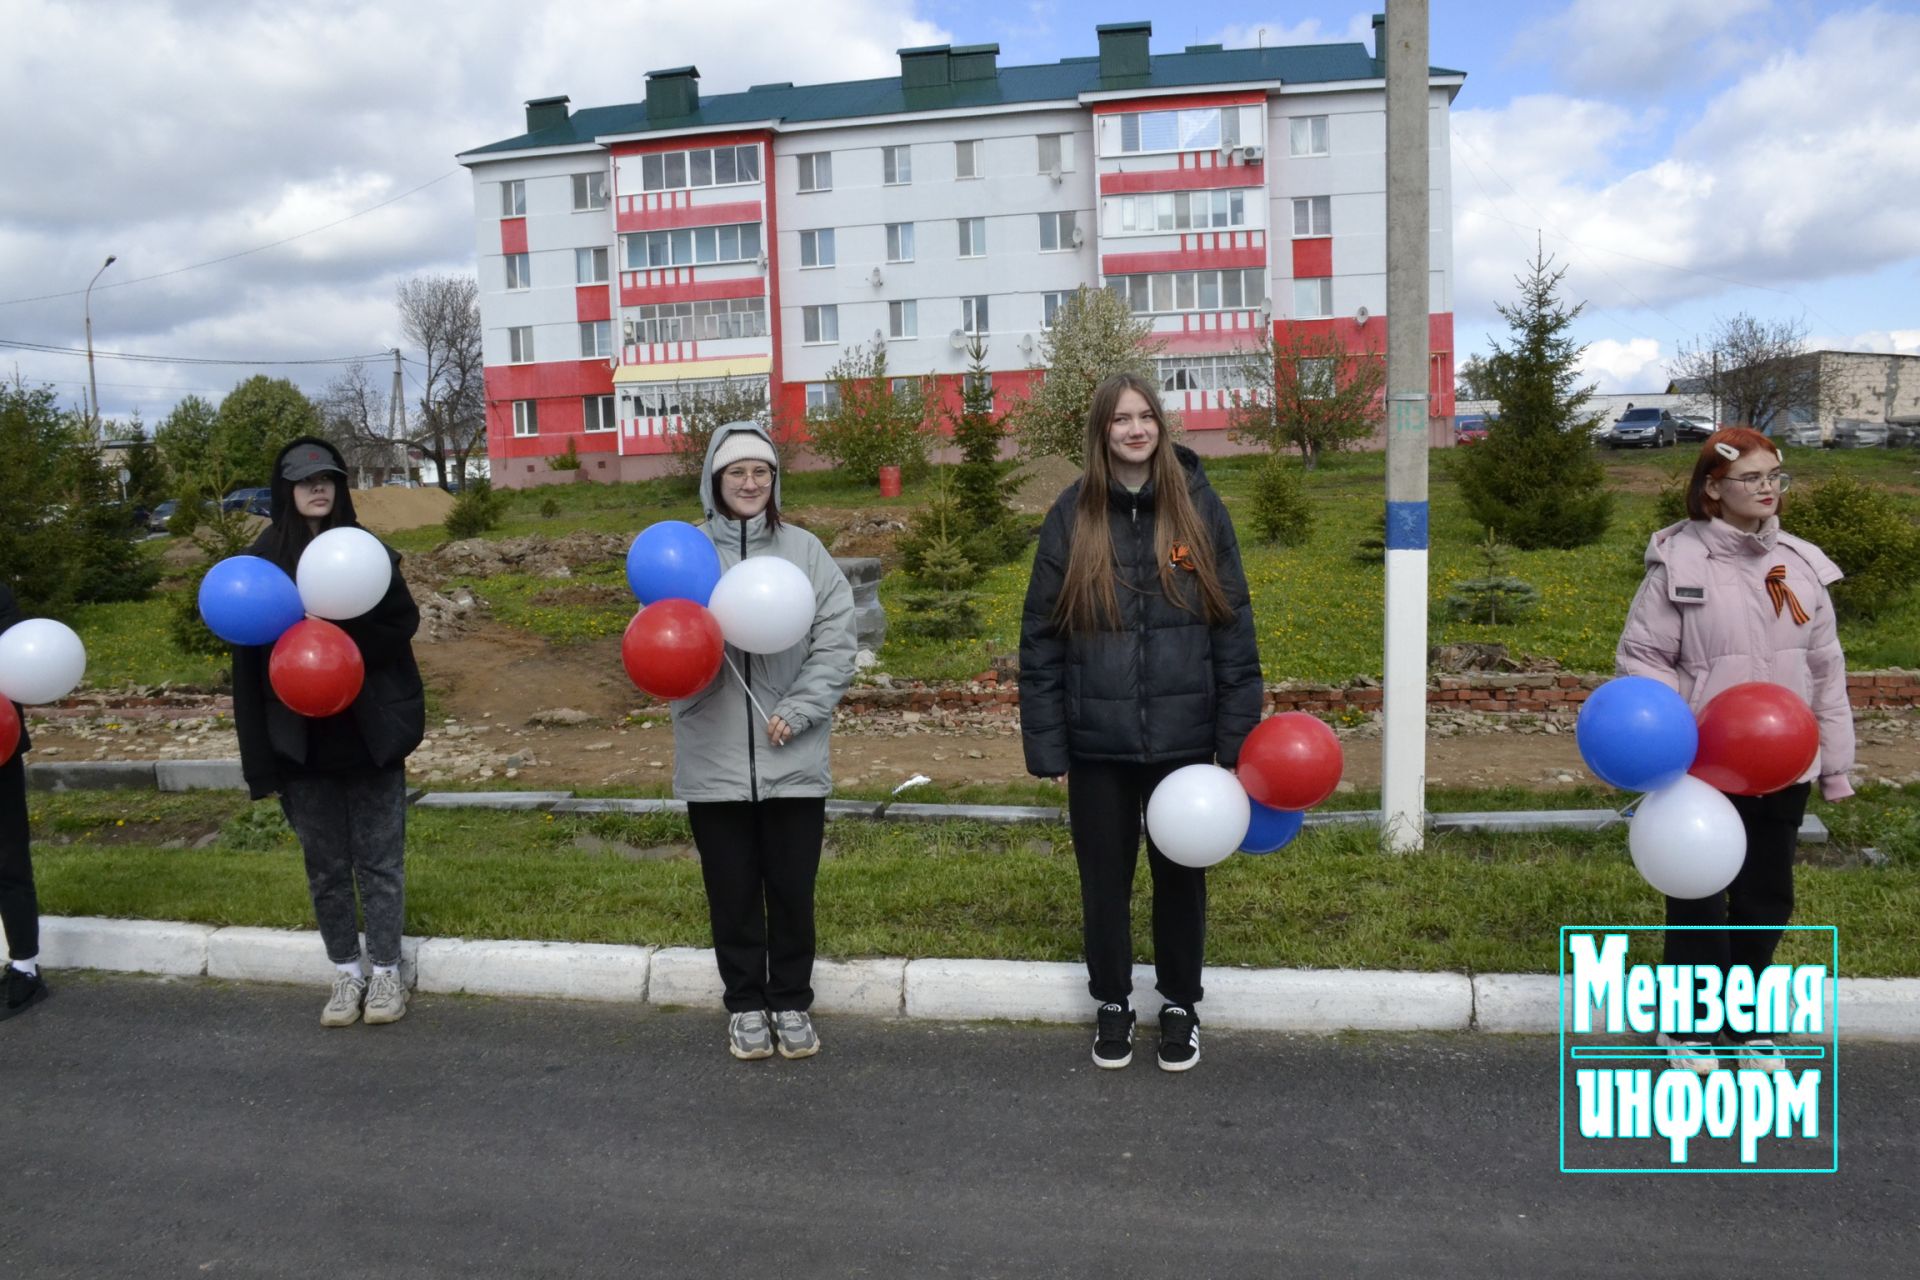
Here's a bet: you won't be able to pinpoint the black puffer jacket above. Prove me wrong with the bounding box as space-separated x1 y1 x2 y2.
0 583 31 757
1019 447 1262 777
231 437 425 799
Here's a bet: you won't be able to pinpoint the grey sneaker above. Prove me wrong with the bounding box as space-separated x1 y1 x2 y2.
773 1010 819 1059
362 971 409 1025
728 1010 774 1060
321 971 367 1027
1738 1039 1789 1074
1656 1032 1716 1075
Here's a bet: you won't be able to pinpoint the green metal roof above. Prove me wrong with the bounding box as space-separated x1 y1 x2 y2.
462 42 1467 159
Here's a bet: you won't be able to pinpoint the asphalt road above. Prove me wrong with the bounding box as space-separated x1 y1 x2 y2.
3 975 1916 1278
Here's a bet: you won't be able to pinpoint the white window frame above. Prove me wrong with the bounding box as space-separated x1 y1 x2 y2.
882 145 912 185
505 253 531 291
624 298 767 345
958 217 986 258
584 394 617 432
961 295 989 336
805 382 842 413
796 152 832 192
1041 291 1070 329
508 326 534 363
1289 115 1329 158
571 172 607 212
1293 277 1333 320
622 223 762 270
501 180 526 216
955 139 982 180
1112 190 1247 235
888 299 917 340
802 304 839 345
579 320 612 359
1109 269 1267 315
1037 133 1067 174
1156 355 1251 394
1038 211 1076 253
799 228 836 269
885 222 915 263
639 145 761 193
575 246 609 285
1292 196 1331 238
512 400 538 436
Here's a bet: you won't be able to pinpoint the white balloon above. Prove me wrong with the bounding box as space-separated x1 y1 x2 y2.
1146 764 1251 869
708 556 815 654
297 527 393 620
0 618 88 705
1628 775 1747 899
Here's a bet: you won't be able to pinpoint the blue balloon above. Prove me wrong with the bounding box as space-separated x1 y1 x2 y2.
627 521 722 606
1575 676 1699 793
198 555 305 647
1240 800 1304 855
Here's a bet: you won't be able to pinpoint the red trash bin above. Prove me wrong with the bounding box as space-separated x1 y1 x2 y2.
877 465 902 498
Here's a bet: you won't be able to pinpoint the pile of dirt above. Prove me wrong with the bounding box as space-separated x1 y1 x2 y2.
353 486 455 535
1428 642 1563 674
829 513 910 564
417 532 627 584
1009 455 1081 513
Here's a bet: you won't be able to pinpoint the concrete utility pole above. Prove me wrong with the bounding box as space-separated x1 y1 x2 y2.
84 254 118 434
1381 0 1431 852
389 348 406 481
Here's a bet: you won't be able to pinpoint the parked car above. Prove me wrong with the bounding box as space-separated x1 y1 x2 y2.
1674 415 1716 442
149 500 179 532
1885 417 1920 448
1454 415 1489 445
1779 421 1825 448
1606 407 1679 449
221 487 273 516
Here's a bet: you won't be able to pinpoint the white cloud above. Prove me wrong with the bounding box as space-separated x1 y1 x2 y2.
1578 337 1667 392
1212 12 1376 50
1515 0 1772 94
1821 329 1920 357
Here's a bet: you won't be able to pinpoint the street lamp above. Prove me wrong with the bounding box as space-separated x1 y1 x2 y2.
85 254 117 431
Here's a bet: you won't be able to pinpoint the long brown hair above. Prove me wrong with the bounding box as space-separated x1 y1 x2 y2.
1686 426 1781 521
1054 373 1234 633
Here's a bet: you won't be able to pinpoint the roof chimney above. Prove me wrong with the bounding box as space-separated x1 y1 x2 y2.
950 43 1000 82
1097 21 1152 80
645 66 701 119
899 44 951 89
1372 13 1386 63
524 95 570 134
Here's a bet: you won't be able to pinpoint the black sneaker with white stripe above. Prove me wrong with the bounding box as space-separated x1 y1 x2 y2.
1092 1002 1135 1069
1158 1005 1200 1072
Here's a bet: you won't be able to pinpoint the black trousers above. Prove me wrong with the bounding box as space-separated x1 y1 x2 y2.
0 751 36 962
1066 758 1208 1009
1664 781 1810 1042
687 796 826 1013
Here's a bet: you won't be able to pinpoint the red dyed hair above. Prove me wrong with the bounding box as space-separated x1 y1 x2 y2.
1685 427 1782 521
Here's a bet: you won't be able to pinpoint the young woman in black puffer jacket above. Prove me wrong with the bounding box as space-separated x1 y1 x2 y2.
1019 373 1263 1074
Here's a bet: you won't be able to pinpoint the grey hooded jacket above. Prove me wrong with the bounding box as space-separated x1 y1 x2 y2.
670 421 857 802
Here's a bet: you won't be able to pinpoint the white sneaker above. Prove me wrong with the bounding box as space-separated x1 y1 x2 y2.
363 971 409 1025
1655 1032 1716 1075
321 971 366 1028
1738 1039 1789 1074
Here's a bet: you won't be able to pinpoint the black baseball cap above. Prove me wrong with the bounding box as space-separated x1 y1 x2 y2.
282 445 347 483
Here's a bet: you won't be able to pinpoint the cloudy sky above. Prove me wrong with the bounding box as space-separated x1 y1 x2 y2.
3 0 1915 424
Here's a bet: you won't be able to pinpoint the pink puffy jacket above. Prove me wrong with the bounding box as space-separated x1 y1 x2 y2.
1616 517 1855 800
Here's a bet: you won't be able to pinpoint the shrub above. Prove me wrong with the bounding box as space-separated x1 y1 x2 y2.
547 440 581 471
1443 529 1541 625
1248 456 1314 546
1782 475 1920 619
807 342 932 485
444 479 507 539
666 377 775 494
539 497 561 519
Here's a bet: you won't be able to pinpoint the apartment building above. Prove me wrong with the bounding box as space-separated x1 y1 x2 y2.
457 19 1464 486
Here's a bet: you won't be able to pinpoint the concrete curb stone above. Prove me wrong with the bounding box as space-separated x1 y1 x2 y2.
25 761 157 791
37 917 213 976
206 926 422 989
155 760 248 792
415 938 652 1003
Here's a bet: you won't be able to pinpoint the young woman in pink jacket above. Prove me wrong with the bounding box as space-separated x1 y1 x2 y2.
1615 427 1854 1075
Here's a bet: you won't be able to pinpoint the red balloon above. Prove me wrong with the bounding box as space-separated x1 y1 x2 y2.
622 600 724 700
0 698 19 766
1689 681 1819 797
270 619 366 718
1237 712 1344 811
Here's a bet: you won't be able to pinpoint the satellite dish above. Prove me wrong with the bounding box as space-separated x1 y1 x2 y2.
1354 305 1371 326
948 328 968 350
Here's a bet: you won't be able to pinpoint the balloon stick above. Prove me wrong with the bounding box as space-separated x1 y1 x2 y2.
722 653 773 725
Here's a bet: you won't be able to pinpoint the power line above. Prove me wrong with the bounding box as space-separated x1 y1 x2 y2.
0 337 394 367
0 169 462 307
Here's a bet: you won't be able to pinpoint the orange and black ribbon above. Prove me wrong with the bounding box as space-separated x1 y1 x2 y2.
1168 542 1196 572
1765 564 1810 625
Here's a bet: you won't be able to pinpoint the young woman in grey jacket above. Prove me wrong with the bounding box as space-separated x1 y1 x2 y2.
672 422 856 1061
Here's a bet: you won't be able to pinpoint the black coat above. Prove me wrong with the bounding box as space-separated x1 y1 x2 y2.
1018 447 1262 777
230 437 425 800
0 583 31 757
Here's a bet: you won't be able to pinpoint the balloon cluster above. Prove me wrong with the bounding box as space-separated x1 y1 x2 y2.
0 619 89 764
199 528 392 718
1145 713 1345 869
1576 677 1819 897
621 521 815 700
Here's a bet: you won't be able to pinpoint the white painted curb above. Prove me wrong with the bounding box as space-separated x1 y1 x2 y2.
1205 968 1473 1032
904 958 1090 1022
1473 974 1573 1033
207 926 421 988
415 938 652 1003
38 917 213 976
1833 978 1920 1042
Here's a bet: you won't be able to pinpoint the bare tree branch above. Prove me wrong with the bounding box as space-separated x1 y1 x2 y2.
397 273 485 491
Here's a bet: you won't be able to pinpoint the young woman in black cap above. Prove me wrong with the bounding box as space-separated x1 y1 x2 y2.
0 580 51 1021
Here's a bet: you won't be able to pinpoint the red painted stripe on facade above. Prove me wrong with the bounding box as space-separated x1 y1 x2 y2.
764 137 784 400
1088 90 1268 114
575 286 611 323
486 359 615 401
618 275 764 307
499 218 528 255
609 130 772 157
1099 165 1264 194
1291 238 1333 278
1101 245 1267 274
616 199 763 234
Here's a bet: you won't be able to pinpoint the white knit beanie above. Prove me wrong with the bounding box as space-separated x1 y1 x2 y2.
710 430 777 473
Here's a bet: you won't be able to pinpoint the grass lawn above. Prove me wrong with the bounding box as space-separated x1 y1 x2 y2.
28 783 1920 978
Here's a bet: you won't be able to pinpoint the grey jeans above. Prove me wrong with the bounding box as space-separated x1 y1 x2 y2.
280 767 408 967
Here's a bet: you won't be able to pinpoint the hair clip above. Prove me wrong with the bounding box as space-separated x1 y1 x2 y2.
1713 441 1741 461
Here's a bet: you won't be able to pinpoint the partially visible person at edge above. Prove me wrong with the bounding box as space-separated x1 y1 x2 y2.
232 438 426 1029
671 421 856 1062
1 581 52 1021
1018 373 1263 1073
1616 426 1854 1075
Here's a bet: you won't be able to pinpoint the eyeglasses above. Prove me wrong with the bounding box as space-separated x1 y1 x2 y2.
722 465 773 484
1726 470 1791 493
